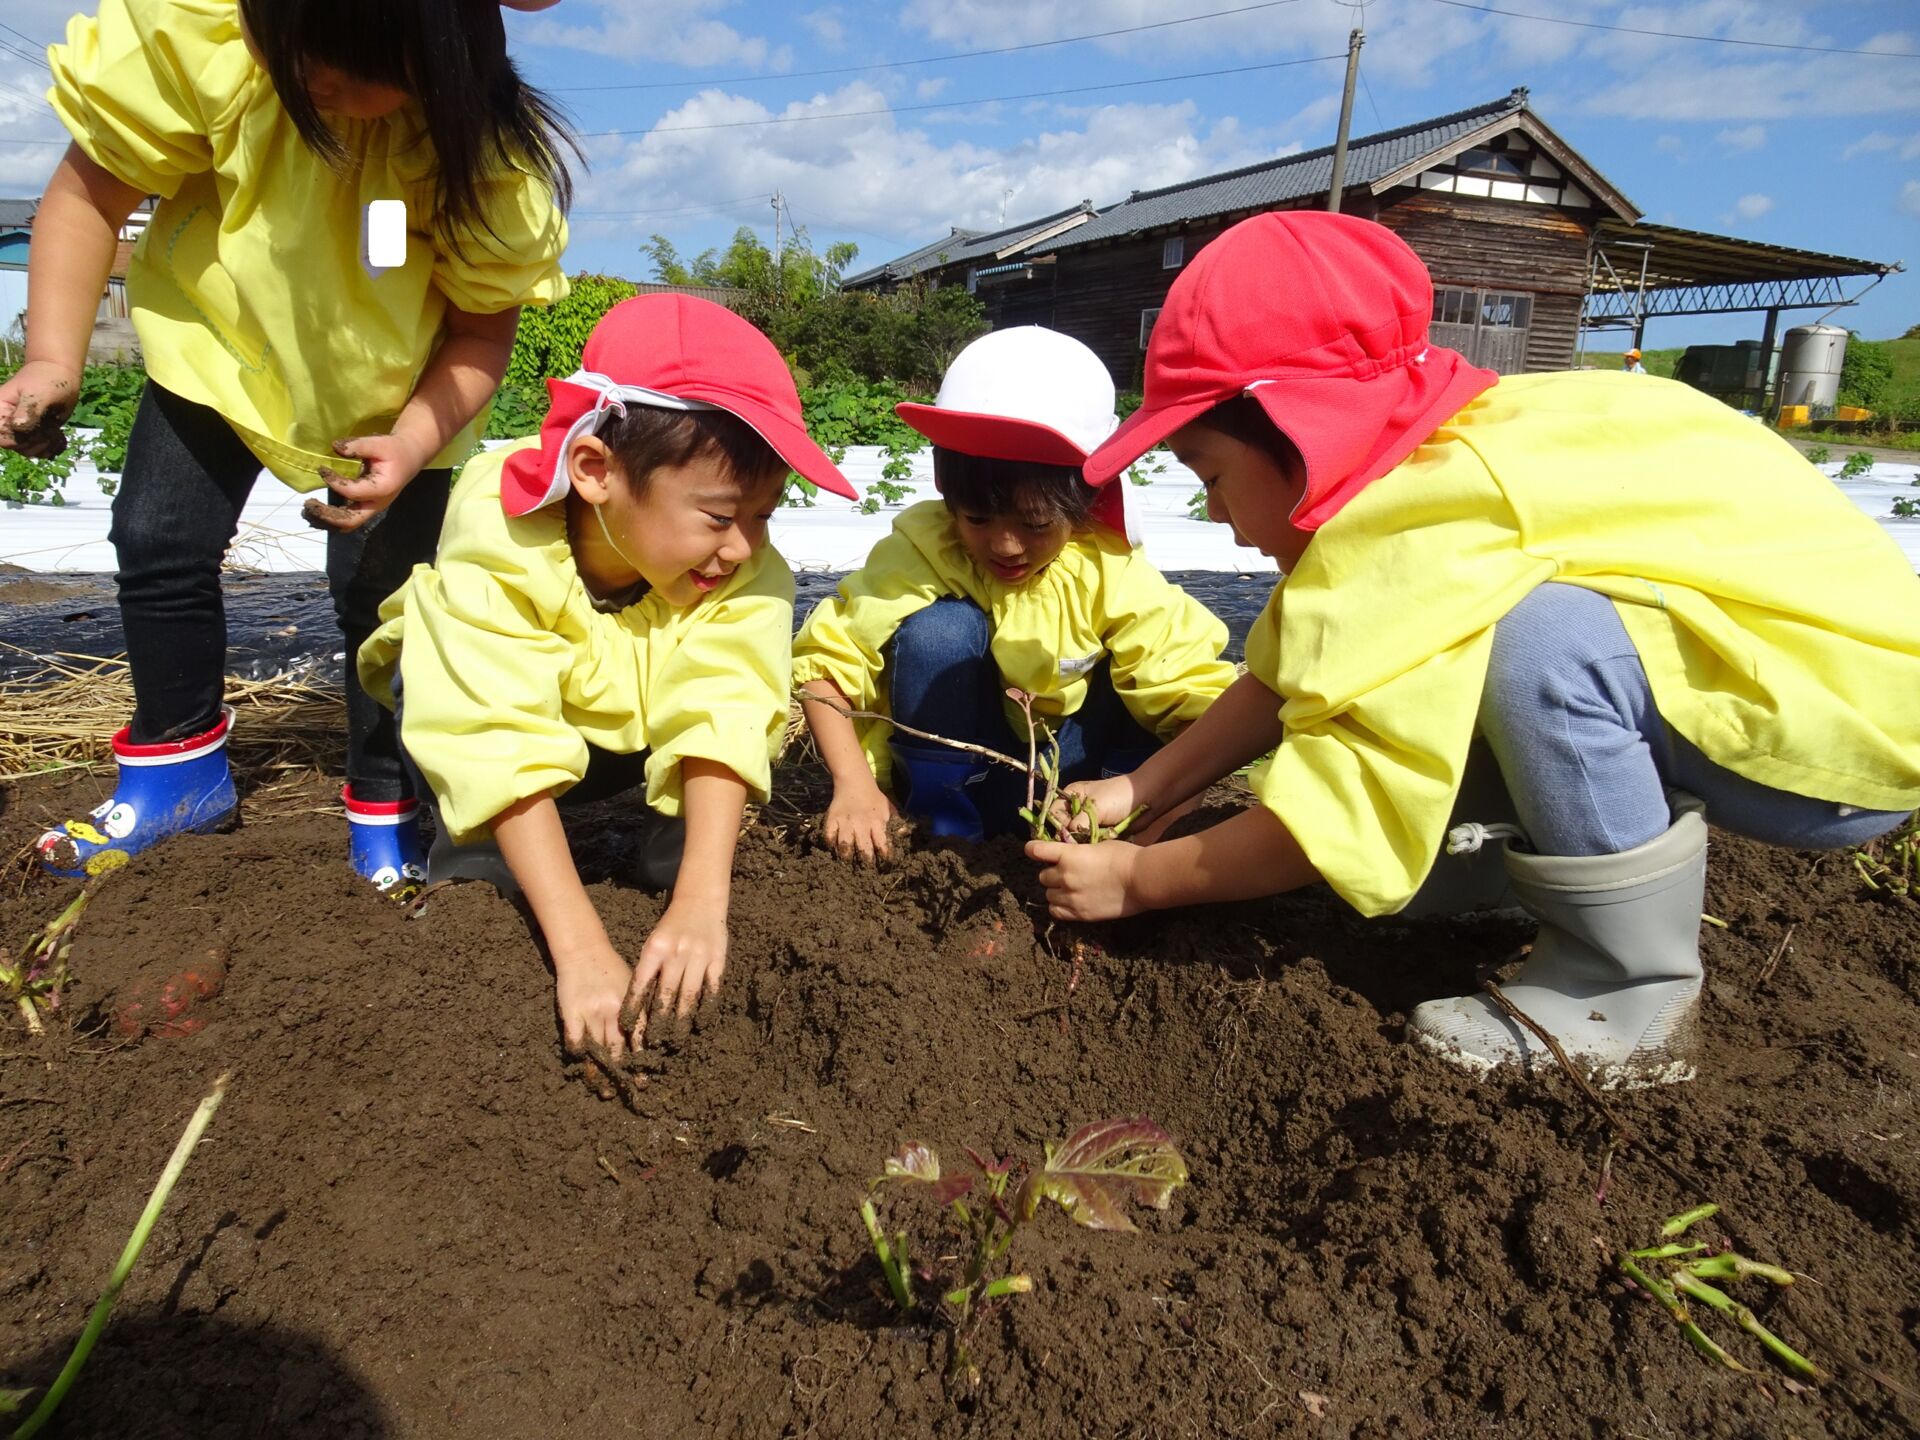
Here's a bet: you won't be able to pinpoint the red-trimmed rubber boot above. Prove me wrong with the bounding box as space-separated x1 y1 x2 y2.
344 786 427 900
37 707 239 878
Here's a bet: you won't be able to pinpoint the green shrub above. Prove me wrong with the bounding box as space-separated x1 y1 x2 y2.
503 273 640 390
1839 336 1894 412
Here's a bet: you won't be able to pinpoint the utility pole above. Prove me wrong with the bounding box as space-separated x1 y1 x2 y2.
1326 24 1365 213
771 191 785 266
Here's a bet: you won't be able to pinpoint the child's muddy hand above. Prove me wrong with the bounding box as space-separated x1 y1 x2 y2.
553 944 635 1063
626 901 727 1044
824 786 898 863
1027 838 1143 921
0 360 80 459
316 433 430 532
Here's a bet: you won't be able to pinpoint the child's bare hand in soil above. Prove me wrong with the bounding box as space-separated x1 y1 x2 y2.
1027 837 1144 921
624 899 727 1041
824 782 899 863
553 943 636 1062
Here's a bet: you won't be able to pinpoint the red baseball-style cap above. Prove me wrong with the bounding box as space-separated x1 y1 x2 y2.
500 294 855 517
1083 211 1499 531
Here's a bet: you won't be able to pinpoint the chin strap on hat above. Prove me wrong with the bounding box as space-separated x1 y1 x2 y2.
528 370 727 513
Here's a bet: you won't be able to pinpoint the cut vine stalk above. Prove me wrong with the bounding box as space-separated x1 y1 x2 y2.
11 1071 232 1439
796 690 1028 775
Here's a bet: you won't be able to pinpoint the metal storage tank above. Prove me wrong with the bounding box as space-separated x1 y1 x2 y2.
1778 323 1849 411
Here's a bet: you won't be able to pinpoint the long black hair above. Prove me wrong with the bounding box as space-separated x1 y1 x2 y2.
240 0 578 248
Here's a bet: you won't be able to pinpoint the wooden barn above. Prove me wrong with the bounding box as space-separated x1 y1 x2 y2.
844 89 1626 384
844 88 1894 398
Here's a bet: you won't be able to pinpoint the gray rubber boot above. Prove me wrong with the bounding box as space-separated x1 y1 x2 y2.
1406 793 1708 1090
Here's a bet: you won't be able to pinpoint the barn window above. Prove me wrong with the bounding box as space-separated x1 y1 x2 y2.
1162 235 1185 269
1457 147 1527 178
1430 286 1533 374
1140 307 1162 349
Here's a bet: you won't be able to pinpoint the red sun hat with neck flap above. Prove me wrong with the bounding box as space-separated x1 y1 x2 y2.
1082 211 1499 531
500 293 855 517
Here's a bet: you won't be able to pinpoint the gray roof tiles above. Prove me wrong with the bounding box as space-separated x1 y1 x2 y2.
842 201 1096 287
1052 89 1530 250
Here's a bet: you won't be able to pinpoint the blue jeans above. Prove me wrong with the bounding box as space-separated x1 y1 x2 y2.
1479 583 1910 856
888 597 1160 836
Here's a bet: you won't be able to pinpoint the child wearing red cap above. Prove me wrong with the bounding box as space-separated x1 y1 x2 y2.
793 326 1236 859
359 295 854 1060
1032 211 1920 1089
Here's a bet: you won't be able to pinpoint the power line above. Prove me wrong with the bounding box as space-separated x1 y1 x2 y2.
1426 0 1920 60
576 52 1345 138
551 0 1307 93
0 19 52 54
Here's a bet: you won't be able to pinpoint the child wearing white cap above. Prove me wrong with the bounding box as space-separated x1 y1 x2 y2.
793 326 1237 859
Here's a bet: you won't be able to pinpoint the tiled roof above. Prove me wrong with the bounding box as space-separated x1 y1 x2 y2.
1051 89 1535 250
842 201 1096 287
0 197 38 230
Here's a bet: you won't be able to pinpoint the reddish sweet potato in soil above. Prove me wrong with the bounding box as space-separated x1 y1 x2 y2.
1 764 1916 1439
110 950 228 1039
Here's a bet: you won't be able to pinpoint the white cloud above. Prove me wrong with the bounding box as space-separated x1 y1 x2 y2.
1653 134 1683 155
1716 124 1764 152
581 82 1279 248
915 77 950 102
797 9 849 49
1843 131 1920 162
524 0 786 70
1723 192 1773 223
1899 180 1920 220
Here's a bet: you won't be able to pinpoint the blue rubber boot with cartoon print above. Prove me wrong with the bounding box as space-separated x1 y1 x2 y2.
344 786 428 900
36 707 239 878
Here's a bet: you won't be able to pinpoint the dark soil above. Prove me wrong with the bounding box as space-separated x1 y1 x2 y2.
2 761 1917 1439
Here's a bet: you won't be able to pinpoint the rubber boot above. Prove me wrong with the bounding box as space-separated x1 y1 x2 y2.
37 707 239 878
343 786 427 900
1406 793 1708 1090
890 738 987 841
425 809 522 898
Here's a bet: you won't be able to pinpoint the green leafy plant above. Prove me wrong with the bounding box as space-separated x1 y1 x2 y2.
1891 474 1920 519
0 445 76 506
1802 445 1831 467
1615 1204 1823 1382
859 1118 1189 1384
856 476 915 515
1186 486 1210 520
1837 451 1877 481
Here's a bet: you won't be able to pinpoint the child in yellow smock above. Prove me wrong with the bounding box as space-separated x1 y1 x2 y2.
1032 211 1920 1089
12 0 572 891
795 326 1237 858
359 294 855 1062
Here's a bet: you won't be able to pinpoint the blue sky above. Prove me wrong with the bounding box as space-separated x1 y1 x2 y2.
1 0 1916 348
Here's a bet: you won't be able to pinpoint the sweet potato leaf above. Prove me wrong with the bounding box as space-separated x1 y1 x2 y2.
885 1142 941 1184
1015 1118 1189 1232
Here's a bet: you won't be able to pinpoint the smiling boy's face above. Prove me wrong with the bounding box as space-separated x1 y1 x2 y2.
566 435 780 607
1167 421 1313 570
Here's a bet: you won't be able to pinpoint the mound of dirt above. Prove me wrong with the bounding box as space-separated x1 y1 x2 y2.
1 764 1916 1438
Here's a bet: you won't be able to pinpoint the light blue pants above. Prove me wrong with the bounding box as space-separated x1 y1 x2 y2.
1478 582 1909 857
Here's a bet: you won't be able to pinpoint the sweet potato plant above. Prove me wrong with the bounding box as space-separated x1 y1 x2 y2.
858 1117 1189 1382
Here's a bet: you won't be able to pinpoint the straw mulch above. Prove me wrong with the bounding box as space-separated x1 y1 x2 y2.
0 649 346 808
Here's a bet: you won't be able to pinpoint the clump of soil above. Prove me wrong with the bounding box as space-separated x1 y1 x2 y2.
1 764 1917 1438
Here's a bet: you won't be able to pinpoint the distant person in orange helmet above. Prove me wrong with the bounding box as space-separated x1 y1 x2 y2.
1624 348 1647 374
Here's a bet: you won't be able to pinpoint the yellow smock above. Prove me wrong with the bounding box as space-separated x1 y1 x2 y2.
47 0 569 489
1244 370 1920 916
358 442 796 845
793 500 1237 782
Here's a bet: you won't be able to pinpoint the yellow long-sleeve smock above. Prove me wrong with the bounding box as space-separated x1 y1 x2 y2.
357 441 796 845
47 0 568 489
1245 370 1920 917
793 500 1237 783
